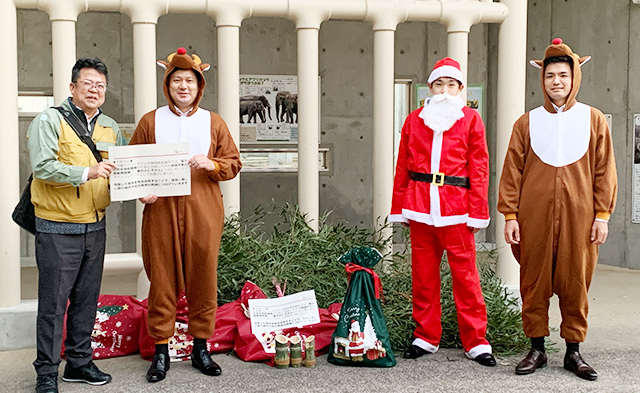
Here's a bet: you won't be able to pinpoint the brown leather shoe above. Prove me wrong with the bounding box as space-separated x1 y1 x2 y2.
515 348 547 375
564 352 598 381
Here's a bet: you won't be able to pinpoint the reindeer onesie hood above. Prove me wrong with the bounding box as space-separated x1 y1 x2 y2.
530 38 591 112
157 47 211 116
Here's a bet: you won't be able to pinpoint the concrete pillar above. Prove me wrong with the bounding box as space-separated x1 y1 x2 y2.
496 0 527 290
217 24 242 217
0 0 21 308
132 22 158 124
372 29 395 253
132 21 158 298
447 31 469 99
297 27 320 231
51 20 77 104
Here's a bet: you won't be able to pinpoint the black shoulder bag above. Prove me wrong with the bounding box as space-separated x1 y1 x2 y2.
12 107 103 235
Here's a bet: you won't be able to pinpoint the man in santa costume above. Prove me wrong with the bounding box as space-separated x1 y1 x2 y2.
390 57 496 367
130 47 241 382
498 39 617 381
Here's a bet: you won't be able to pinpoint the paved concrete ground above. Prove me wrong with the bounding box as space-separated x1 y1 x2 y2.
1 264 638 393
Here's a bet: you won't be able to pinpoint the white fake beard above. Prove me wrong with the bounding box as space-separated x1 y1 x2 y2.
418 93 465 133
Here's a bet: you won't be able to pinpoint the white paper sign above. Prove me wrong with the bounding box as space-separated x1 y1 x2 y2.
108 142 191 202
248 290 321 335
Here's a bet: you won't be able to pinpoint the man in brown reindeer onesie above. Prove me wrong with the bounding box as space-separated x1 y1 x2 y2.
498 38 617 381
130 47 241 383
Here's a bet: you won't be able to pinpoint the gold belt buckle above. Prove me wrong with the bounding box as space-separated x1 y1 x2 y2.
433 172 445 186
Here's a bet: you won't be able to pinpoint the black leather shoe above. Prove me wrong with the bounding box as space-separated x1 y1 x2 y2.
473 353 497 367
146 353 170 383
515 348 547 375
62 361 111 385
35 373 58 393
564 352 598 381
402 345 431 359
191 347 222 376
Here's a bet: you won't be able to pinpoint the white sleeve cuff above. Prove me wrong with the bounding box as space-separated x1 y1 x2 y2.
81 167 90 184
388 214 409 224
594 218 608 223
467 217 490 229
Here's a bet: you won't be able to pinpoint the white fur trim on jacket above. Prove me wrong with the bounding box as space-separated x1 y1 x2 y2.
396 210 490 228
427 65 465 85
413 338 439 354
467 217 491 229
402 209 469 227
465 344 492 359
388 214 409 224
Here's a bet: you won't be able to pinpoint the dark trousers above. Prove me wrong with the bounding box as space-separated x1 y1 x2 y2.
32 229 106 375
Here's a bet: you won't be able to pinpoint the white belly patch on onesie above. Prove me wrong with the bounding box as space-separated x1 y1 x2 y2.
529 102 590 168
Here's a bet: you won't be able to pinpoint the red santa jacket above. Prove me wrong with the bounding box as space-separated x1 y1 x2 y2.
389 106 490 228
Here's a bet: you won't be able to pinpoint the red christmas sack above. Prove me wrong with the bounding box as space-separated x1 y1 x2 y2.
136 281 342 365
234 299 342 365
60 295 145 360
139 281 268 361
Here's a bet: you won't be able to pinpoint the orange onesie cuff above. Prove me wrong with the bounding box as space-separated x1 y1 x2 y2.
595 212 610 221
504 213 517 221
209 160 221 175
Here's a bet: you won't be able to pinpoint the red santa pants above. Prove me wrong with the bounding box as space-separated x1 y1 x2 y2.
409 221 490 355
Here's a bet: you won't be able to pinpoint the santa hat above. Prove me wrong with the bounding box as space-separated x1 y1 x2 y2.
427 57 464 86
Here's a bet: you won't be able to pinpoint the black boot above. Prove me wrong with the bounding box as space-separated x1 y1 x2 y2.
191 339 221 376
146 344 170 383
402 345 431 359
473 353 497 367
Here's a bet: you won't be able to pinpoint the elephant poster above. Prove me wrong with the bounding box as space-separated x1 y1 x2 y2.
239 75 299 143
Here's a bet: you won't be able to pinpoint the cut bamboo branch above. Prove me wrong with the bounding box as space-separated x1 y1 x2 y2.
275 334 290 369
304 335 316 367
289 335 302 368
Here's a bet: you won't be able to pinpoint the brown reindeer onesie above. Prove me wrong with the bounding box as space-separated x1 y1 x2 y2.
130 49 241 342
498 40 617 343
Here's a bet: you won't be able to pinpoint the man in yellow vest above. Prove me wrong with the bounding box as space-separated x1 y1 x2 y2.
28 57 123 393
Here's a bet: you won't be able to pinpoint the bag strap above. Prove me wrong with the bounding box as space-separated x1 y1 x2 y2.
54 106 103 163
344 262 383 300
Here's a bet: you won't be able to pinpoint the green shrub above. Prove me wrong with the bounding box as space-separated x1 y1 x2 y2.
217 204 378 307
217 204 529 356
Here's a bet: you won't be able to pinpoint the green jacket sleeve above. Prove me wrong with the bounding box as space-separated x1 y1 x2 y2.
111 119 125 147
27 110 85 187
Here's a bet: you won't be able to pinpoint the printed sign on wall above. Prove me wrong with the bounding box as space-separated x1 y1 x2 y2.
240 75 299 144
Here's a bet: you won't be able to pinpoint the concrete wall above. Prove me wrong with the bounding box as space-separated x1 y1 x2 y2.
15 1 640 270
236 18 492 235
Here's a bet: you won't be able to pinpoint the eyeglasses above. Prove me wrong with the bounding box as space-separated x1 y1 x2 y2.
77 79 107 92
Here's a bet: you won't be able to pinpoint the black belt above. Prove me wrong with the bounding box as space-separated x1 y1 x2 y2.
409 171 470 189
